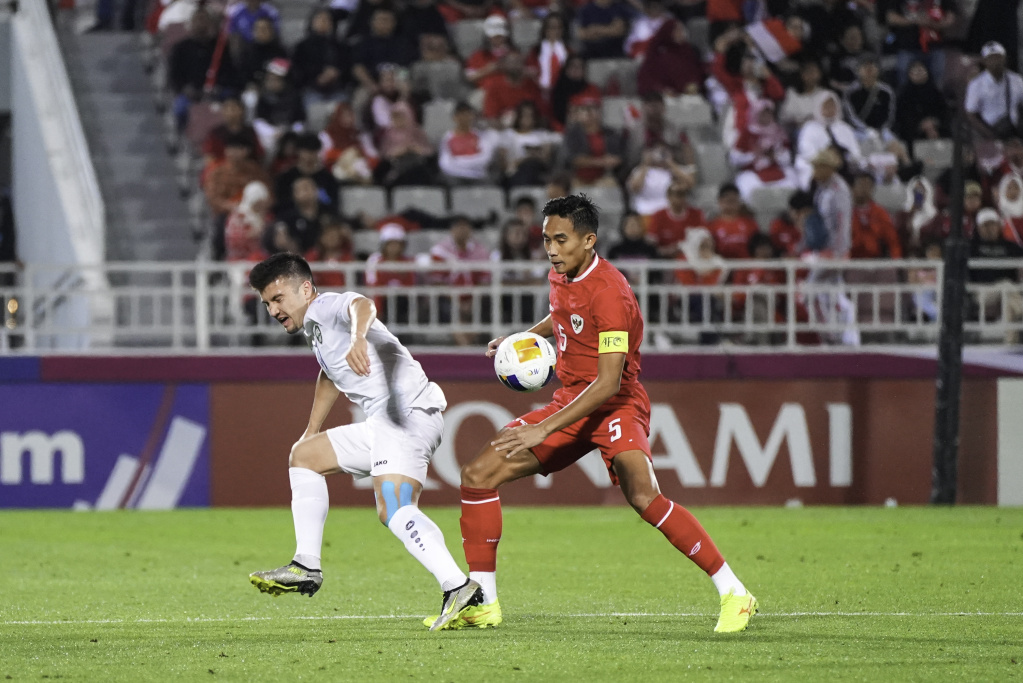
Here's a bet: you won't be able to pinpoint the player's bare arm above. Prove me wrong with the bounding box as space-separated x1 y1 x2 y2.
346 296 376 377
492 352 626 457
486 315 554 358
290 369 344 475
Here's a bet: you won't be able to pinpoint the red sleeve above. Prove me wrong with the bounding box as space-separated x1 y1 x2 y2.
876 206 902 258
590 282 632 333
710 53 742 95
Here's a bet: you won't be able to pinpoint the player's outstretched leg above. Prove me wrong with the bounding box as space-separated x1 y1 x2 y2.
374 475 483 631
250 465 329 597
615 451 758 633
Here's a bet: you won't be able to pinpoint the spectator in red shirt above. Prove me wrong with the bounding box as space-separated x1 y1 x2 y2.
304 215 355 288
465 16 512 90
707 182 760 259
366 223 417 326
850 173 902 259
483 50 545 128
730 98 798 201
712 29 786 142
637 19 706 98
203 95 264 170
439 101 503 185
430 214 493 345
647 179 707 257
769 189 812 257
224 180 272 263
549 56 600 131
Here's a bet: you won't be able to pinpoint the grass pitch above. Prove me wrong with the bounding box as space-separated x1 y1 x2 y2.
2 506 1021 682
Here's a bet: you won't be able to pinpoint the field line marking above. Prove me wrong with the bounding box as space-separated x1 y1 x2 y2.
3 611 1022 626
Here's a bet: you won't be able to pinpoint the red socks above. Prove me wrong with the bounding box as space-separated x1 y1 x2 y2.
641 494 725 575
459 486 502 572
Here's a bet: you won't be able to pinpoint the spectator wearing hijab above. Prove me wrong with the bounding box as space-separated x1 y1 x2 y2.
291 8 351 108
995 172 1023 246
377 101 436 187
637 19 705 98
321 103 379 185
779 59 830 133
549 56 600 131
795 90 864 188
531 14 569 96
224 181 272 263
895 59 949 148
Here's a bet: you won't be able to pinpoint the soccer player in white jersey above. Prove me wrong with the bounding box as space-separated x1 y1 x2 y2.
247 253 483 629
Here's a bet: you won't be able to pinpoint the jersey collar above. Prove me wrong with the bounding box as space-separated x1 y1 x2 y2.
567 252 600 283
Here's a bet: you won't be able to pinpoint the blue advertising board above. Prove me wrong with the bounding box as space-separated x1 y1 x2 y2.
0 384 209 508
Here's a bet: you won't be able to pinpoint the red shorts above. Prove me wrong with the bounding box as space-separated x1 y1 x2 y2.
509 399 651 486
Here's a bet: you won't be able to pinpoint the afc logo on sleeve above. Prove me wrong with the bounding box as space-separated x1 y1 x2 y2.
598 331 628 353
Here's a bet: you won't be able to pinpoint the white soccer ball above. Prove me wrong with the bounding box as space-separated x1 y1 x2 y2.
494 332 557 392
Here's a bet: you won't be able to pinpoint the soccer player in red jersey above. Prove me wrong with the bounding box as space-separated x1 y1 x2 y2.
427 194 758 633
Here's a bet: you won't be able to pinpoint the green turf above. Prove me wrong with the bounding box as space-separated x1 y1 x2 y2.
2 506 1022 681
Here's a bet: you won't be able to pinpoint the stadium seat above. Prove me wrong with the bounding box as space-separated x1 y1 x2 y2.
665 96 714 130
477 226 501 250
748 186 793 216
391 186 448 215
693 142 732 187
587 59 639 96
511 18 542 50
601 96 641 129
690 184 720 213
874 183 905 214
305 101 336 132
422 99 456 146
353 229 382 256
411 61 466 101
451 185 506 222
280 18 306 47
341 186 387 221
406 229 441 255
575 184 625 213
914 139 953 180
451 20 486 59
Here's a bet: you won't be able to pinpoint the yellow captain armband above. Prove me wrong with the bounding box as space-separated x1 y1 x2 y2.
598 331 628 353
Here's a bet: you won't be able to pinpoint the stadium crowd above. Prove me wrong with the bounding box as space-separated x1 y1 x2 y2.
145 0 1023 342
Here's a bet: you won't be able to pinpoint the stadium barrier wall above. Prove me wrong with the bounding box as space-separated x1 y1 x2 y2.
2 353 1020 509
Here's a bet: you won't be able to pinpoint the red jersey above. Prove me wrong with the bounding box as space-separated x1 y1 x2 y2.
708 215 759 259
548 254 650 413
648 206 706 249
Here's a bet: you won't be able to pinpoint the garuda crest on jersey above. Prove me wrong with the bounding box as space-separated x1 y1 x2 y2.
570 314 584 334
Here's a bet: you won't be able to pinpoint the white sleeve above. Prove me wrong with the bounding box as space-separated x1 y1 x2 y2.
319 291 361 329
963 78 981 115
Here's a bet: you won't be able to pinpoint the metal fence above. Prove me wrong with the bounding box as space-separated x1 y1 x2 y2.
1 258 1021 353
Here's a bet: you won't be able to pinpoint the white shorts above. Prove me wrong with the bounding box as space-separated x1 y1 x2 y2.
325 408 443 483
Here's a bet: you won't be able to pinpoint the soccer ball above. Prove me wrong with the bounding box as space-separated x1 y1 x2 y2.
494 332 557 392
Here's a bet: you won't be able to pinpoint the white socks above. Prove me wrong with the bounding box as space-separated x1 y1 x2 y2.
710 562 746 597
290 467 329 571
387 505 467 592
470 571 498 605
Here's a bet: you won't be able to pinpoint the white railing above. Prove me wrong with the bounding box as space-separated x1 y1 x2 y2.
0 259 1021 353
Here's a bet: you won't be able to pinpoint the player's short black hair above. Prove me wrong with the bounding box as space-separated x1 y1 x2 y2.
248 252 315 291
542 194 600 235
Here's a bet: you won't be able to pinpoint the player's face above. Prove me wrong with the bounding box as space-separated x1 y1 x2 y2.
543 215 596 278
259 276 316 334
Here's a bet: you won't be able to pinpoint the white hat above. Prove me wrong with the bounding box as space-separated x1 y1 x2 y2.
976 208 1001 226
379 222 407 242
981 41 1006 58
483 15 508 38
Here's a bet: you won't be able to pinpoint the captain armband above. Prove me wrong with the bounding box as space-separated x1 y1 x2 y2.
598 331 628 353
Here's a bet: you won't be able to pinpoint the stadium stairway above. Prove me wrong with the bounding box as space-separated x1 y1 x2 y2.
56 25 197 262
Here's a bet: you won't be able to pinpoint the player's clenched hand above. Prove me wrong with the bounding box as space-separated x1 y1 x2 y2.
492 423 547 457
485 336 506 359
346 337 371 376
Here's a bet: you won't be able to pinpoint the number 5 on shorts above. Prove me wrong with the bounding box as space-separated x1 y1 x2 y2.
609 418 621 442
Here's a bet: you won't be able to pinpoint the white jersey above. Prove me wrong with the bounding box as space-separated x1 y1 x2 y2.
302 291 446 419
